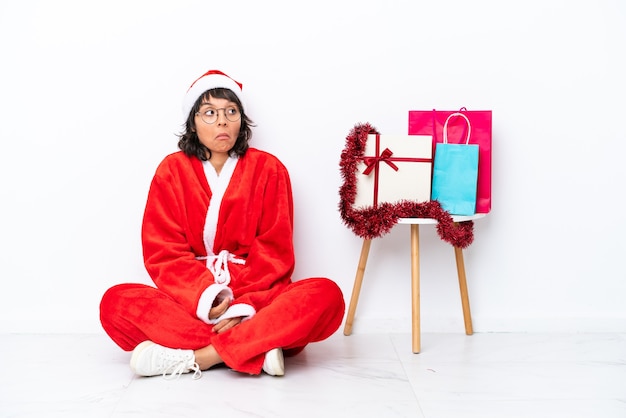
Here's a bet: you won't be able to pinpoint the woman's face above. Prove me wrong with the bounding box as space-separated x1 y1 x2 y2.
194 96 241 159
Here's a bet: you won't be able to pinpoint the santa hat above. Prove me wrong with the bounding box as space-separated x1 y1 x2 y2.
182 69 244 118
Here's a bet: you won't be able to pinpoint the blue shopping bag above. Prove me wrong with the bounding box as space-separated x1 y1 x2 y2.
431 112 479 215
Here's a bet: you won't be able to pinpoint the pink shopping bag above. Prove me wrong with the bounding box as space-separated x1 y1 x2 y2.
409 108 492 214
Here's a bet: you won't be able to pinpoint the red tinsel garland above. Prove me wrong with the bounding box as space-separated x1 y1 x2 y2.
338 122 474 248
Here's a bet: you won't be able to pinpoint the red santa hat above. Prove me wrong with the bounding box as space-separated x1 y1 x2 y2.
182 69 244 118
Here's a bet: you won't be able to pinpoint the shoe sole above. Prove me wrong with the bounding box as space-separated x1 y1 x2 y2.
130 340 154 375
264 348 285 376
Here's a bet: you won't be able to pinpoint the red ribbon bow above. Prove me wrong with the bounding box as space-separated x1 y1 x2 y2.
362 148 399 175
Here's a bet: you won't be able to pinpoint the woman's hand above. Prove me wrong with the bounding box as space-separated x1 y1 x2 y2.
213 316 243 333
209 297 243 333
209 297 231 320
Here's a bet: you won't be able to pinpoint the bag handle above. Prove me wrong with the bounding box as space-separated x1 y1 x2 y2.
443 112 471 145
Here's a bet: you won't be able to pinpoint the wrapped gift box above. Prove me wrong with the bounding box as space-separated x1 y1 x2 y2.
354 134 433 208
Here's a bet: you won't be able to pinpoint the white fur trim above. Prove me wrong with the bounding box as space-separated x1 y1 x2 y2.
182 71 244 118
216 303 256 323
202 157 238 259
196 283 233 325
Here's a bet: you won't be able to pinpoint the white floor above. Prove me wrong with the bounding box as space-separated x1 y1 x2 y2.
1 331 625 418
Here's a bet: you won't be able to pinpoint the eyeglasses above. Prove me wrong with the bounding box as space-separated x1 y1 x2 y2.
196 107 241 124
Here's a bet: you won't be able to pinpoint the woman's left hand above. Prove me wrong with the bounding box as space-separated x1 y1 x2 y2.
212 316 243 334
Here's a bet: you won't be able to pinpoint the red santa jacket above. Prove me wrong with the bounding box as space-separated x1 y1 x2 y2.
141 148 295 324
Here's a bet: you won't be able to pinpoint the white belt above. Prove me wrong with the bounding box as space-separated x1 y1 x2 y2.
196 249 246 285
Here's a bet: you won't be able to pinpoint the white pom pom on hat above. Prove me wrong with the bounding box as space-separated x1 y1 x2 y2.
182 69 244 118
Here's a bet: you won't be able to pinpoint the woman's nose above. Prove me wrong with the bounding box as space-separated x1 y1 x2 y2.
216 110 228 125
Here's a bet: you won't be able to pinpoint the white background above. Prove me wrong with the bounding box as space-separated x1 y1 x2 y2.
1 0 624 334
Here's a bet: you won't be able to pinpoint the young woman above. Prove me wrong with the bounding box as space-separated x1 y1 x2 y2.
100 70 345 379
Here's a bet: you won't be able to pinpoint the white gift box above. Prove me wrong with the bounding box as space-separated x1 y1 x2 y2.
353 134 433 208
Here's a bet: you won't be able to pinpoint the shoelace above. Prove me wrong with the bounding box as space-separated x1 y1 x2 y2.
160 354 202 380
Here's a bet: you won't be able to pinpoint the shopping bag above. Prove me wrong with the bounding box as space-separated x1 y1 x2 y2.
409 108 491 213
431 112 479 215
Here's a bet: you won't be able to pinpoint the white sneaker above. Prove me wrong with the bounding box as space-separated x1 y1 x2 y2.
130 341 201 380
262 348 284 376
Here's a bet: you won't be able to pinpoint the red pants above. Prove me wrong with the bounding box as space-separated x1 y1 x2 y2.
100 278 345 375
